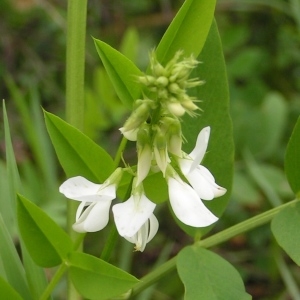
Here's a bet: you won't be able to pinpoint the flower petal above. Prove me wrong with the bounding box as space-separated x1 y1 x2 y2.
59 176 116 202
119 127 138 141
112 194 156 237
59 176 101 201
189 126 210 170
72 200 112 232
123 214 159 252
168 175 218 227
147 214 159 243
186 166 226 200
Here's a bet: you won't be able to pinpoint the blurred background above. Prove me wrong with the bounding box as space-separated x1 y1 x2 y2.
1 0 300 299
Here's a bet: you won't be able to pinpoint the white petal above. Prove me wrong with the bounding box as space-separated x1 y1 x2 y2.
123 214 158 252
59 176 101 201
189 126 210 170
178 157 193 175
186 166 226 200
147 214 159 242
112 194 156 237
168 175 218 227
59 176 116 202
119 127 138 141
72 200 112 232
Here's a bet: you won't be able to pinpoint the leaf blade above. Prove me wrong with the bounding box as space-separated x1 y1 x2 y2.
271 201 300 266
17 195 73 267
156 0 216 64
177 246 251 300
285 116 300 196
69 252 139 300
44 111 114 182
94 38 143 108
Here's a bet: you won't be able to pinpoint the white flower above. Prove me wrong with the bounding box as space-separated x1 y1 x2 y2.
59 176 117 233
124 214 159 252
119 127 138 141
178 127 226 200
112 184 158 251
167 172 218 227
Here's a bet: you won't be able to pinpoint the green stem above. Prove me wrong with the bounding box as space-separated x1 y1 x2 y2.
129 199 300 298
39 264 67 300
100 136 129 261
65 0 87 299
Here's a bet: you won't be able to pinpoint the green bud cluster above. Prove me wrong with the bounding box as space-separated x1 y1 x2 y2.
120 51 204 183
137 50 203 117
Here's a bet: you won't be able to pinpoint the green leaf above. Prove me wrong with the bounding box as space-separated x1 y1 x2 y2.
3 100 20 234
68 252 139 300
179 21 233 235
143 171 168 204
17 194 73 267
271 201 300 266
0 276 23 300
44 111 114 182
285 116 300 196
3 101 49 299
156 0 216 64
94 38 143 108
0 215 32 300
177 246 251 300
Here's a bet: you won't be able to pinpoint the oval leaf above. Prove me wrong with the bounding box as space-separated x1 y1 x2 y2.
178 21 233 236
94 38 143 108
44 111 114 182
177 246 251 300
156 0 216 64
271 201 300 266
285 116 300 196
68 252 139 300
17 195 73 267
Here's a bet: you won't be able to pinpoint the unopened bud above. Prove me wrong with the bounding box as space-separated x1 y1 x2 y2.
168 83 181 94
167 102 185 116
123 102 150 131
181 99 199 111
156 76 169 87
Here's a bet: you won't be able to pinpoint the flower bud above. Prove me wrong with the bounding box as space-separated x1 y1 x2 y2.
156 76 169 87
167 102 185 116
123 101 150 131
168 83 181 94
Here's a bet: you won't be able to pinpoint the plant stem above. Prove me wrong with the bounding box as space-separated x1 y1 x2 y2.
65 0 87 299
39 264 67 300
129 198 300 298
100 137 130 261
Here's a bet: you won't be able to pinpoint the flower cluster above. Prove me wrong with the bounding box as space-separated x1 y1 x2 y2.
59 51 226 251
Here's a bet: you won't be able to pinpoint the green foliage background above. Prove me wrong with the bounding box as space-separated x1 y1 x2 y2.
1 0 300 299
